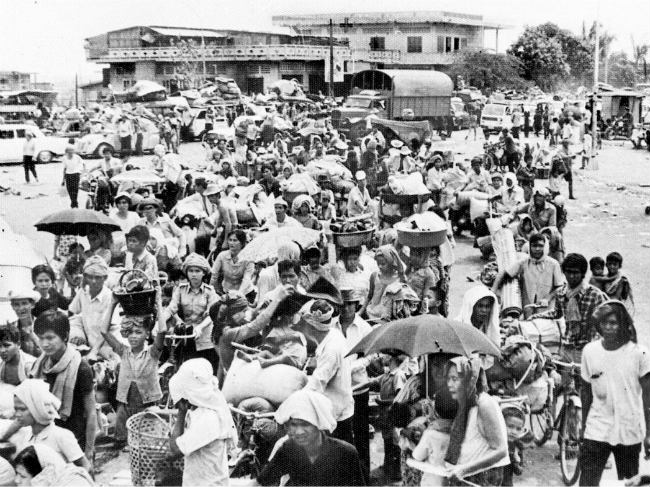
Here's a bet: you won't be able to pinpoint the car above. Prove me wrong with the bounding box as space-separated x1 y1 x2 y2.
0 124 68 164
76 117 160 158
480 103 512 134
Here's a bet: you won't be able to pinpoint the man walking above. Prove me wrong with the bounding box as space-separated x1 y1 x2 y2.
579 300 650 485
22 131 38 184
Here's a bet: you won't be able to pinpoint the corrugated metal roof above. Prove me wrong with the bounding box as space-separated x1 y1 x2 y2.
353 69 453 97
273 11 508 29
148 27 226 38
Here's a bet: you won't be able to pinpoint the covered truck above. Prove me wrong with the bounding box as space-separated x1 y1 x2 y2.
331 69 454 141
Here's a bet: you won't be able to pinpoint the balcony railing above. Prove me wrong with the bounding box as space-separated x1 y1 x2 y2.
87 44 350 62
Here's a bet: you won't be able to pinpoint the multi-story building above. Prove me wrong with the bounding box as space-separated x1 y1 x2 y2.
272 10 507 71
84 25 350 95
0 71 33 91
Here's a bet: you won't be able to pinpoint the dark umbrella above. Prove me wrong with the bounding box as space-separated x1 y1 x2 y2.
35 209 121 236
348 315 501 358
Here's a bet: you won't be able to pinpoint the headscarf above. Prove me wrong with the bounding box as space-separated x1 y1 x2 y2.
455 285 500 346
540 226 564 255
275 389 337 433
516 214 534 241
444 356 487 465
291 194 315 214
120 315 153 336
589 299 636 343
375 244 406 277
504 172 517 188
302 300 334 331
82 255 109 277
218 290 249 324
168 358 238 443
14 379 61 425
181 252 211 274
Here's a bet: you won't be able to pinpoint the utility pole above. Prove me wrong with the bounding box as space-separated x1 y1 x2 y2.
592 21 599 158
201 35 207 86
75 74 79 108
329 19 334 97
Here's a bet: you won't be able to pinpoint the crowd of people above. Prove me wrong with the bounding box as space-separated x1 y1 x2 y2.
0 96 648 487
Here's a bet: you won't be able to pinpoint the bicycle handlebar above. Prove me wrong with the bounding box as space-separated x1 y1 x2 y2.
229 406 275 419
552 359 581 370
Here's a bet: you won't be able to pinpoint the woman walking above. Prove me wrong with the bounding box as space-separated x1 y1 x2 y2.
61 145 85 208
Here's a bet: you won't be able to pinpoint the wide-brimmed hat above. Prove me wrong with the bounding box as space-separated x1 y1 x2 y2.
390 140 404 149
340 287 361 304
8 289 41 302
204 183 222 196
138 197 162 210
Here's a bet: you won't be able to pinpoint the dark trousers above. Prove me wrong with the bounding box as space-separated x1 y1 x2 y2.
512 126 520 139
135 133 143 156
120 135 132 157
23 155 37 182
332 416 354 446
194 233 212 257
564 168 575 198
579 439 641 486
65 173 81 208
352 391 370 482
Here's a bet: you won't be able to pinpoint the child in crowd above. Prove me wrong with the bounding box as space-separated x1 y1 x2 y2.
406 247 439 315
549 117 560 146
0 326 35 386
61 255 85 301
103 293 166 448
548 156 566 197
590 252 634 312
588 256 606 289
501 404 526 486
169 358 238 487
243 301 308 370
8 289 42 357
411 391 457 486
124 225 159 283
372 353 407 481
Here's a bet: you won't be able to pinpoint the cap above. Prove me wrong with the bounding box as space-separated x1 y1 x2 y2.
390 139 404 149
114 192 131 204
491 173 503 180
274 197 289 208
340 288 360 303
355 170 366 181
224 176 237 187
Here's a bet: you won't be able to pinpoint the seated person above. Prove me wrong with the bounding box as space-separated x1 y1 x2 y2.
0 326 35 386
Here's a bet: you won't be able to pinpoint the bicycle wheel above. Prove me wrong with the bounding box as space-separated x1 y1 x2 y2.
530 406 554 446
559 399 582 486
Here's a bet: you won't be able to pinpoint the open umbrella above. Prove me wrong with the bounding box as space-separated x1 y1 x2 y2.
238 227 322 263
348 315 501 358
35 209 121 236
111 169 164 185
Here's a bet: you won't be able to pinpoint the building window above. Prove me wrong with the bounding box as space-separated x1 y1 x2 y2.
247 64 260 74
369 37 385 51
114 63 135 75
407 36 422 53
123 79 136 89
437 36 444 53
438 36 466 53
260 64 271 74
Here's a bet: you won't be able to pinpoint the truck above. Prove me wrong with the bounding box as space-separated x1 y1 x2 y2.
331 69 454 142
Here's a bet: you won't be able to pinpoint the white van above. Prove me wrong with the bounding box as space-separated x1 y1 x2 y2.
480 104 512 134
0 124 68 164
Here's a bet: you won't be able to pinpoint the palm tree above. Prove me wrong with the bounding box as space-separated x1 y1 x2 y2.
588 22 616 83
631 37 648 82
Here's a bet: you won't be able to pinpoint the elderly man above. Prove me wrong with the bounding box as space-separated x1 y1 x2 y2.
347 171 371 217
302 300 355 445
68 256 120 361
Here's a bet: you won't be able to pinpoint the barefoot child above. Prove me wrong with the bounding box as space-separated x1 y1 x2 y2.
102 292 166 448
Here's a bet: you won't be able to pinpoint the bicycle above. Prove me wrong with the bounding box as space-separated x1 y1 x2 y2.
228 405 279 479
528 356 582 485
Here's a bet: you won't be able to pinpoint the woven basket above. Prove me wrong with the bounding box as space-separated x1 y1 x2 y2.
114 269 156 316
332 228 375 248
127 410 184 486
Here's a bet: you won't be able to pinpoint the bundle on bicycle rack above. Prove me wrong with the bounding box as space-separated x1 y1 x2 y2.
126 410 184 486
114 269 156 316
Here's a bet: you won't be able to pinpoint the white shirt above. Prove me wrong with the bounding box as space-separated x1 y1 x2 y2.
69 286 121 359
108 209 140 234
176 407 231 486
582 340 650 445
21 423 84 463
23 138 36 157
347 186 371 217
262 214 301 229
333 315 372 393
62 154 85 175
305 328 354 421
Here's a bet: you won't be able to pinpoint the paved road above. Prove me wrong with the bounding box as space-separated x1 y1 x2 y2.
1 133 650 484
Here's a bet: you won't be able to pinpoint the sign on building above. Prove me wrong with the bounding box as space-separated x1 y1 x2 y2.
325 52 345 83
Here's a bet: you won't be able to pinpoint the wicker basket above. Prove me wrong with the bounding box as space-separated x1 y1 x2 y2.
114 269 156 316
332 228 375 248
380 192 433 205
396 228 447 248
127 410 184 486
283 190 309 206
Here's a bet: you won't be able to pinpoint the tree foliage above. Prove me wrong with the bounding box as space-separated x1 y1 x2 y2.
448 51 527 91
607 51 637 87
170 38 201 90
